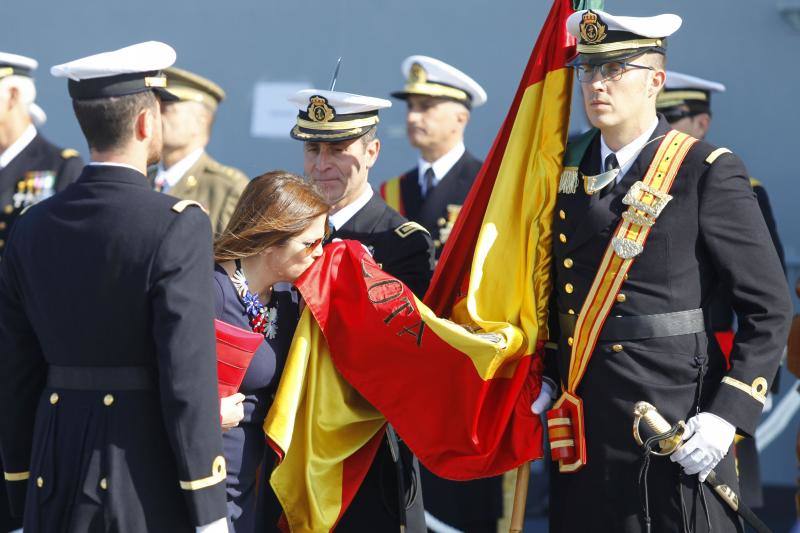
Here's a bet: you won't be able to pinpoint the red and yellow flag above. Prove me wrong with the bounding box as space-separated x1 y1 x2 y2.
263 0 576 529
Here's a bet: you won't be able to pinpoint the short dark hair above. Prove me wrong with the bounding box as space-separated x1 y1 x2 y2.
72 91 158 151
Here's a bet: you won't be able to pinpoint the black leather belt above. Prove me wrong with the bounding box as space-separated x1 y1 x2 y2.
558 308 705 342
47 365 156 391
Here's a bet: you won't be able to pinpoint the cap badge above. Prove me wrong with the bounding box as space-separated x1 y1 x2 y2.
409 63 427 84
579 10 607 44
307 95 335 123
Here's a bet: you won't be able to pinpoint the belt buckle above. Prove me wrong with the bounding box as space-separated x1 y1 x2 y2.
622 181 673 224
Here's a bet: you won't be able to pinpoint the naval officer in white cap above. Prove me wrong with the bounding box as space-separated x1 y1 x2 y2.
535 9 791 532
259 88 433 532
0 52 84 262
0 42 228 533
657 71 726 140
382 55 486 259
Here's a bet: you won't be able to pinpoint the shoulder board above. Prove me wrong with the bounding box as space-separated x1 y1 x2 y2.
61 148 80 159
172 199 208 214
394 221 429 238
705 147 731 165
749 177 762 188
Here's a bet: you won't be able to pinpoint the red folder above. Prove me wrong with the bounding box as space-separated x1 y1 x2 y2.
214 319 263 398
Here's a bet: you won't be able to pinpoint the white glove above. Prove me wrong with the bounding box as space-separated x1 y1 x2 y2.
196 517 229 533
531 379 556 415
763 393 773 414
670 412 735 482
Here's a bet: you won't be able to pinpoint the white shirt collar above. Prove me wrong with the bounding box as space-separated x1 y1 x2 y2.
329 186 374 231
154 148 204 191
88 161 145 175
417 142 465 196
0 124 37 169
599 117 659 183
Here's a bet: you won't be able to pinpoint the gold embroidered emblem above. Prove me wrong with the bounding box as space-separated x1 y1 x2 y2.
307 95 335 123
579 10 607 44
409 62 427 84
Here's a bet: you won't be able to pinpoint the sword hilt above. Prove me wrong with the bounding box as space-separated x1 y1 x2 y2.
632 401 684 455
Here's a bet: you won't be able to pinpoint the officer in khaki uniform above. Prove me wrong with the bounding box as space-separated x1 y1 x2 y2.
537 10 792 532
153 66 248 235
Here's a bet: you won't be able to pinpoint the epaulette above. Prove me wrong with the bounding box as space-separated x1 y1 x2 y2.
172 199 208 214
61 148 80 159
705 147 731 165
749 177 762 189
394 221 428 238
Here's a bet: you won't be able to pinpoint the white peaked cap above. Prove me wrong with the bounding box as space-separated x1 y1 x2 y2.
51 41 176 81
665 71 726 93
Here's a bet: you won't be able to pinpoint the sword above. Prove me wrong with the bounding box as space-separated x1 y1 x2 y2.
329 57 342 91
632 402 772 533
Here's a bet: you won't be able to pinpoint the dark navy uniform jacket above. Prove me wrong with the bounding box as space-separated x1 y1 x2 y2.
546 117 792 532
0 164 227 532
0 131 82 532
0 132 83 258
386 150 482 257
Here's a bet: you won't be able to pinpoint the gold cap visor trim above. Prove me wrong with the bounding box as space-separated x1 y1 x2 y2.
4 471 30 482
144 76 168 88
577 38 663 54
657 90 709 108
166 87 220 109
399 82 469 102
291 125 371 140
179 456 226 491
296 115 379 131
0 67 13 79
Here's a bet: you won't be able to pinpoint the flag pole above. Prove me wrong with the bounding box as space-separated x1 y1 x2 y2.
509 462 530 532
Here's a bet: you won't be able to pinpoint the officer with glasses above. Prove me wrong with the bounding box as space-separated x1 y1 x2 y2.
535 9 791 532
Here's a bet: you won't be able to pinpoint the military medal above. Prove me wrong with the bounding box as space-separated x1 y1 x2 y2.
231 259 279 340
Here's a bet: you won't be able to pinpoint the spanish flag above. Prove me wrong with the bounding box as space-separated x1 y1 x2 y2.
263 0 576 529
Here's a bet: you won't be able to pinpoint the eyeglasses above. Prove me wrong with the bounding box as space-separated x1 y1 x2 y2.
291 236 324 255
574 61 654 84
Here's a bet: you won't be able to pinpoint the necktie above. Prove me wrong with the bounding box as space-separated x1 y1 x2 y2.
423 167 436 197
601 154 620 198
